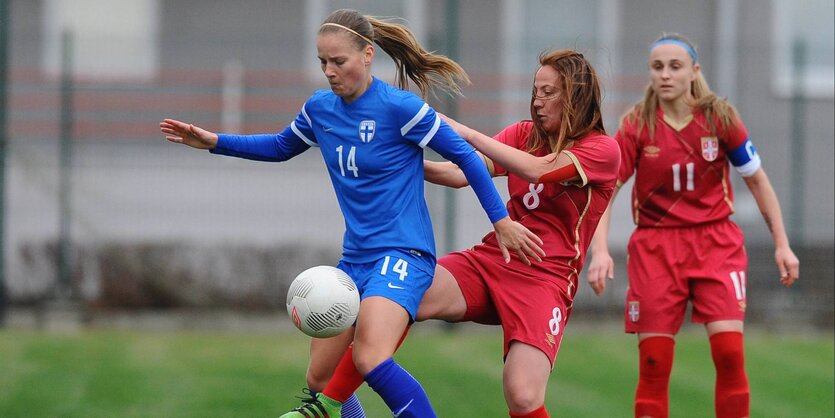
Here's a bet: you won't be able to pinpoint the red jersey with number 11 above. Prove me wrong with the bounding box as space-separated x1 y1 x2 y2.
615 108 751 227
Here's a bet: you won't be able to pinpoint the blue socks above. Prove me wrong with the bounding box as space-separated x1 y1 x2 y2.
309 390 365 418
364 358 437 418
341 393 366 418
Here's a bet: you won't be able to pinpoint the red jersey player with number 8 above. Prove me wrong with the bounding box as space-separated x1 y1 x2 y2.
588 33 800 418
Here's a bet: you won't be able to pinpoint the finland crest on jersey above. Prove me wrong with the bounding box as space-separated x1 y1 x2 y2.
359 120 376 143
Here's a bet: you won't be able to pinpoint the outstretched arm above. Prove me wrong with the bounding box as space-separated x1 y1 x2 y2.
424 160 470 189
424 153 495 189
160 118 310 162
160 119 219 149
743 168 799 287
441 114 578 184
428 122 544 265
449 145 544 265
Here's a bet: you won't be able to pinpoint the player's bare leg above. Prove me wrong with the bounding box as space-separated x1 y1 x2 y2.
306 329 354 391
415 265 467 322
351 296 438 417
504 342 551 417
350 297 410 375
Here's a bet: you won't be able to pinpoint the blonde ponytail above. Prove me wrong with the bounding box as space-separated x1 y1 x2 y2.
320 9 470 99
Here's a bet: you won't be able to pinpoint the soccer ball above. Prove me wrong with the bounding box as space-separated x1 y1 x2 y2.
286 266 360 338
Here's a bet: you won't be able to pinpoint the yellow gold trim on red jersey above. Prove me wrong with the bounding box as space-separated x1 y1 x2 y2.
662 113 694 132
722 164 735 212
565 271 577 310
563 150 587 186
571 187 594 264
633 195 640 224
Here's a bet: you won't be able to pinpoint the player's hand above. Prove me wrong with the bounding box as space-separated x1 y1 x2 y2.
492 217 545 266
775 245 799 287
586 250 614 295
160 118 218 150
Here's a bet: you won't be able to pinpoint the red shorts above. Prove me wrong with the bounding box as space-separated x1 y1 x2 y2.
439 243 578 368
624 219 748 334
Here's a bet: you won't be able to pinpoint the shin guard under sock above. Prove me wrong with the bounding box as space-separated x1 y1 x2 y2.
635 336 675 418
710 332 749 418
364 357 436 418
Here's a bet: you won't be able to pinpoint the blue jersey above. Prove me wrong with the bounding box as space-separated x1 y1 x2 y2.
212 77 507 268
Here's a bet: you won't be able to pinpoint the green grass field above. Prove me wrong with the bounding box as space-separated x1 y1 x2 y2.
0 323 832 417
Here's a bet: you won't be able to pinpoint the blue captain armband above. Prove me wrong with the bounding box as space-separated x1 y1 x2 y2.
727 138 761 177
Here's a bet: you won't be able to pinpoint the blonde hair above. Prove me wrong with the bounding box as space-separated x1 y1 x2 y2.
319 9 470 99
527 50 606 154
621 33 739 140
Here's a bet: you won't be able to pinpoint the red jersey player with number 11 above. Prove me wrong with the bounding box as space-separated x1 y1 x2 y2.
588 33 799 418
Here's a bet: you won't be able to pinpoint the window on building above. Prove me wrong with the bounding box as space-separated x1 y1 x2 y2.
43 0 159 81
772 0 835 98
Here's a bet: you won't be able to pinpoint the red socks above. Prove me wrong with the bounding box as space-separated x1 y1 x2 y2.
321 343 364 402
632 333 748 418
710 331 749 418
509 405 549 418
322 326 411 402
635 336 675 418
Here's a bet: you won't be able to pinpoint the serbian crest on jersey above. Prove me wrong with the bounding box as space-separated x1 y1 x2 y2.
628 301 640 322
359 120 376 143
701 136 719 161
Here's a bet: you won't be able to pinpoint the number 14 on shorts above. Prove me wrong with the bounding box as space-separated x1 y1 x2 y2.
382 255 409 285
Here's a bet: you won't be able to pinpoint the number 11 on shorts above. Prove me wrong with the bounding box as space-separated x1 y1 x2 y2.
729 271 746 301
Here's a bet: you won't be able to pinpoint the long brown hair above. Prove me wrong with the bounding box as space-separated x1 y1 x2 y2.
527 50 606 154
622 32 739 139
319 9 470 99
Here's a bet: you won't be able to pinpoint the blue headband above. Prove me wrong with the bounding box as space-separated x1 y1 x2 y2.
650 39 698 63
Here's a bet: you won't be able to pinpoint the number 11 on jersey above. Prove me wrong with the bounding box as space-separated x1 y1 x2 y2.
672 162 694 192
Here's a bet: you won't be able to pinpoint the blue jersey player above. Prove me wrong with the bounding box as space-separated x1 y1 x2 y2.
160 8 543 418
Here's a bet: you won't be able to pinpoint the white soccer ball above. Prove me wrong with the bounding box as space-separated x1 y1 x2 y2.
286 265 360 338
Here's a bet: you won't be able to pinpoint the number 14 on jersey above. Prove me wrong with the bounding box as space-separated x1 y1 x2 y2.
336 145 359 177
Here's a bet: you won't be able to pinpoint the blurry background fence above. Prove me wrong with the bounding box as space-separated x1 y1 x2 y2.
2 0 833 330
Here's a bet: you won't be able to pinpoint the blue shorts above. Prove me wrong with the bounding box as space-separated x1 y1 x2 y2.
338 249 435 321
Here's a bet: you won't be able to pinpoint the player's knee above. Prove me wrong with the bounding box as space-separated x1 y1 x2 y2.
638 336 675 379
712 346 743 371
504 375 545 413
504 386 543 414
351 348 387 376
641 355 673 378
709 332 745 373
305 365 333 392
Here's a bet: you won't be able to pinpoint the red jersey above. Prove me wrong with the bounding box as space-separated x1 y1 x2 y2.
481 121 620 268
616 108 751 227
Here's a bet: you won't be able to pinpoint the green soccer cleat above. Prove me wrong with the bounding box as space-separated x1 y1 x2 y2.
279 389 342 418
